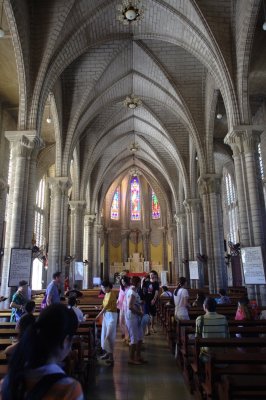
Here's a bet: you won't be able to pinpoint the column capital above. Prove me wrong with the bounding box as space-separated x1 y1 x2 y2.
224 125 265 154
84 213 96 226
69 200 86 212
183 198 201 212
48 177 71 195
198 174 222 196
5 130 44 157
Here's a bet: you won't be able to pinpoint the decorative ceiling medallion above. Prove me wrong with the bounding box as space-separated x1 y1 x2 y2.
124 94 142 109
117 1 144 25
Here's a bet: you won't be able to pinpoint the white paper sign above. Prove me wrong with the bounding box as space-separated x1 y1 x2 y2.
241 246 266 284
74 262 84 281
189 261 199 280
8 248 32 287
143 261 150 273
160 271 168 286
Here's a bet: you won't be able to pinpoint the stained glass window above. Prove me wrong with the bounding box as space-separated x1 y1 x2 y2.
111 187 120 220
130 177 141 220
152 190 160 219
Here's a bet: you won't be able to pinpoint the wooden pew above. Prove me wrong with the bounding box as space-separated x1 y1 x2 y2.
191 337 266 399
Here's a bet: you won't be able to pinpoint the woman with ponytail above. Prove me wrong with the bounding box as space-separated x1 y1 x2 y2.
0 303 83 400
173 277 190 320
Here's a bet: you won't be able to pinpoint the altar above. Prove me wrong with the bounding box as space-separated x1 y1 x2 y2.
125 253 144 272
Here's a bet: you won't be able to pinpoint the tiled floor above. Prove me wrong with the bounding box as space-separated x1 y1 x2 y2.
87 327 194 400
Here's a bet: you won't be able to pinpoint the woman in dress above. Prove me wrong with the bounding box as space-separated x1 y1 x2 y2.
125 276 146 365
117 275 130 342
173 277 190 320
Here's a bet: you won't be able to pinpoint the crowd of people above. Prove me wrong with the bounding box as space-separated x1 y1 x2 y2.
2 271 263 399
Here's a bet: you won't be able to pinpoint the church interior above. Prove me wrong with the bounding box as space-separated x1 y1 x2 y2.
1 1 266 398
0 0 266 300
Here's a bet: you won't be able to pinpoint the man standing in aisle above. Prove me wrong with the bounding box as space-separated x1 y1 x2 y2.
46 271 62 306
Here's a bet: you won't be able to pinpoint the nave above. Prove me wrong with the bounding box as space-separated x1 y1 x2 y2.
88 328 193 400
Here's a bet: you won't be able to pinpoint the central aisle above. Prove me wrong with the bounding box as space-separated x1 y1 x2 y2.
87 328 194 400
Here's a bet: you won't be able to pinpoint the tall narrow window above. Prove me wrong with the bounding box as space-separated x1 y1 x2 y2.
151 190 160 219
34 177 45 247
224 172 237 243
131 176 141 220
111 187 120 220
258 143 264 179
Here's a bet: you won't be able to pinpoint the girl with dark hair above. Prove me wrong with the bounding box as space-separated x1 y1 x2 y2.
95 281 118 364
173 277 190 320
0 303 83 400
117 275 130 342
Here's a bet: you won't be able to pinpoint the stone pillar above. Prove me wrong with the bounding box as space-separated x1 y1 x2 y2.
104 229 110 280
69 201 86 261
198 174 226 293
0 132 43 300
47 177 71 284
94 223 103 277
121 229 130 263
183 199 202 287
83 214 95 288
174 213 188 279
225 126 266 303
0 178 8 254
161 227 168 272
142 229 150 262
171 223 178 284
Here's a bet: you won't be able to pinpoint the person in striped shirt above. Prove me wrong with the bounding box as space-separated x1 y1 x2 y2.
195 297 229 357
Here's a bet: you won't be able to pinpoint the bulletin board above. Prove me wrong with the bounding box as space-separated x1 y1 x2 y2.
8 248 32 287
74 261 84 281
189 261 199 280
241 246 266 284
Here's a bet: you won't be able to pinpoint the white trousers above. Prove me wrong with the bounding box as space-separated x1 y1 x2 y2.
126 313 143 344
101 311 118 353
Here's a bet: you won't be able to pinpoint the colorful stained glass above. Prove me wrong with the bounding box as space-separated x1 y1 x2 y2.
152 190 160 219
131 177 141 220
111 187 120 220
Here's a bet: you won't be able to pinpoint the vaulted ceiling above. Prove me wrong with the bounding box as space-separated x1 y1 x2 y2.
1 0 265 216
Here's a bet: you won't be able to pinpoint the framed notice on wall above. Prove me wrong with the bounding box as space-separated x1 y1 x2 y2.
241 246 266 284
189 261 199 280
74 261 84 281
8 248 32 287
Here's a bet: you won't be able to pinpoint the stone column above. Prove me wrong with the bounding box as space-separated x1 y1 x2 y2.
142 229 150 262
69 201 86 261
198 174 226 293
0 178 8 254
83 214 95 288
94 223 103 277
121 229 130 263
171 223 178 284
0 132 43 300
47 177 71 284
225 126 266 303
183 199 202 287
161 227 168 272
104 229 110 280
174 213 188 278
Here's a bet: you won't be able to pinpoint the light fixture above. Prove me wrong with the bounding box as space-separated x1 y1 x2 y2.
46 93 52 124
117 0 144 25
124 94 142 109
216 96 223 120
263 0 266 30
0 1 5 38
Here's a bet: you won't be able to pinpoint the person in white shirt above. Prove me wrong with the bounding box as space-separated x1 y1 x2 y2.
68 296 84 323
173 277 190 320
160 286 173 299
